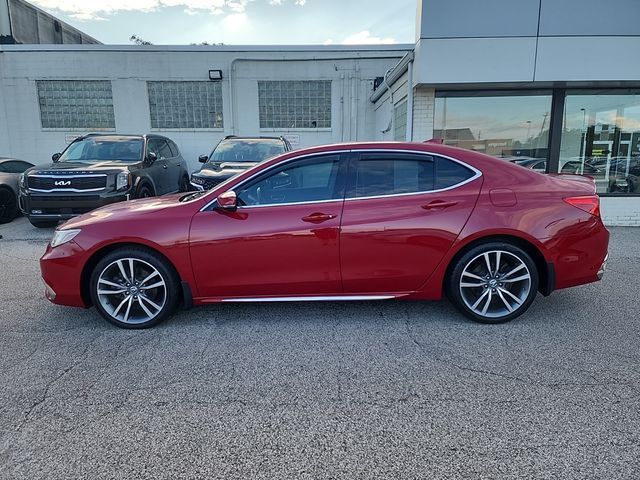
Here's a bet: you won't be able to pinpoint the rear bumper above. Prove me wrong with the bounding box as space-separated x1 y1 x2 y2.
19 189 130 220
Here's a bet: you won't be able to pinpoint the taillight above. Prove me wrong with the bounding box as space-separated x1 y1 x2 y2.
563 195 600 217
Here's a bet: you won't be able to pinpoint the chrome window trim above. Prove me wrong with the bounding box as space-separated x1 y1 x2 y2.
238 199 344 210
347 149 482 201
199 149 482 212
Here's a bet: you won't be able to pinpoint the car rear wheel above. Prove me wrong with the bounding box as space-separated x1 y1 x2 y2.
0 187 18 224
447 242 539 324
179 175 190 192
89 248 179 329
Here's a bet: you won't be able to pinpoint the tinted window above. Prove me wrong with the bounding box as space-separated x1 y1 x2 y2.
169 141 180 157
148 139 172 159
1 161 32 173
60 137 143 162
352 154 435 198
209 139 286 164
237 154 342 206
435 157 474 189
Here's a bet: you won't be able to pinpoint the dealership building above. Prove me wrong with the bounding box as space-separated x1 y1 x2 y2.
1 0 639 224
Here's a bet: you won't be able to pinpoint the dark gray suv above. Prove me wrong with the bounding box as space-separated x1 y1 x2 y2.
19 134 190 228
190 136 292 191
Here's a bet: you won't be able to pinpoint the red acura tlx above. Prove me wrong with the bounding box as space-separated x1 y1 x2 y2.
40 142 609 328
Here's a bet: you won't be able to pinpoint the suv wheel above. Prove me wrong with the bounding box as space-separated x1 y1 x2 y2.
0 187 17 224
447 242 539 324
137 184 154 199
179 176 190 192
90 248 179 328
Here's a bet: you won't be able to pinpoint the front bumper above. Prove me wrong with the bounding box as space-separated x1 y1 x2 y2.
190 174 233 191
40 240 89 307
20 189 130 220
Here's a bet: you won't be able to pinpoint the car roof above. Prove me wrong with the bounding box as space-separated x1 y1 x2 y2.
221 136 286 141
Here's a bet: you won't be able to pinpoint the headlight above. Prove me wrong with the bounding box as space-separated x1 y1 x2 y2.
19 173 26 188
50 229 81 248
116 171 130 191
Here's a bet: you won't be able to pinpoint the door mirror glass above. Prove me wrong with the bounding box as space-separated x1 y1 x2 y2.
198 154 208 163
52 153 61 162
217 190 237 211
147 152 158 163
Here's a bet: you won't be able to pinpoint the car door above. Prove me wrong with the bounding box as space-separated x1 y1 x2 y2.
189 153 347 298
339 151 482 294
145 138 169 194
159 140 181 192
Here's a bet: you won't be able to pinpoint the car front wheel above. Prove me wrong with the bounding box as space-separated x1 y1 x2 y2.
89 248 179 328
0 187 18 224
447 242 539 324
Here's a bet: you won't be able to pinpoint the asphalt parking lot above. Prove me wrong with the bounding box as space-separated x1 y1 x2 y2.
0 217 638 479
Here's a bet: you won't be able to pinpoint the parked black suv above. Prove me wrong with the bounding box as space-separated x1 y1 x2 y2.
190 136 292 190
19 134 190 228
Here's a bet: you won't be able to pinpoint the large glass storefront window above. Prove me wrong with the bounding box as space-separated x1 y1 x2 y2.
433 92 553 168
561 91 640 195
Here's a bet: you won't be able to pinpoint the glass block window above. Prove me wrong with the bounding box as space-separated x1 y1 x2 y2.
148 81 223 129
394 100 408 141
37 80 115 129
258 80 331 129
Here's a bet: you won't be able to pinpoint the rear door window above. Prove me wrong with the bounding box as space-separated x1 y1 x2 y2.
349 153 435 198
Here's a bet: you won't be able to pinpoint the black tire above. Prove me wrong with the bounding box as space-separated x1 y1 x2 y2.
0 187 18 224
446 242 539 324
179 175 190 192
89 247 180 329
29 218 59 228
136 183 154 199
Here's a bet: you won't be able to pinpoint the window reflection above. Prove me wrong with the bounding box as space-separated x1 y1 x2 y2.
561 91 640 194
433 93 552 166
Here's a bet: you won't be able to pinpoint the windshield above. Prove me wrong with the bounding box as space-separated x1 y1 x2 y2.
59 137 144 163
207 139 285 165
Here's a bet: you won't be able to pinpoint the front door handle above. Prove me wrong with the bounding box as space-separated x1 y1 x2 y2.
421 200 458 210
162 164 168 169
302 212 337 223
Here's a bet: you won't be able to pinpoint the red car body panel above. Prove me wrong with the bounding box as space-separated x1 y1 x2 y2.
40 142 609 309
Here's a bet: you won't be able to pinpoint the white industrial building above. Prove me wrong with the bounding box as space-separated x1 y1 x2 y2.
1 0 640 224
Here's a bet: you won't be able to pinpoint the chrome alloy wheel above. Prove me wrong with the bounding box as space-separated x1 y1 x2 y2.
459 250 532 319
96 258 167 325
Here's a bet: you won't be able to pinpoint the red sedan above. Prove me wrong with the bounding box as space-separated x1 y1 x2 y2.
40 142 609 328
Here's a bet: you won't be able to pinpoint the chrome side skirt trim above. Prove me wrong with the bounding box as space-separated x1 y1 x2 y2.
221 295 395 302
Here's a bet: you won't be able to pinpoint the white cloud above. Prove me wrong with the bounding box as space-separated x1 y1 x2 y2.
30 0 244 20
341 30 396 45
270 0 306 5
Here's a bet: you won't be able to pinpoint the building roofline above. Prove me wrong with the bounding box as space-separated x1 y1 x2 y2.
0 43 414 53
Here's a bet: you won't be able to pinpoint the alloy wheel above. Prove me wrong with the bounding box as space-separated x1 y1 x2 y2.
96 257 167 325
459 250 532 319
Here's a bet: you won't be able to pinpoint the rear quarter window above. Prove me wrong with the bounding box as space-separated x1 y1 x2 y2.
435 157 475 190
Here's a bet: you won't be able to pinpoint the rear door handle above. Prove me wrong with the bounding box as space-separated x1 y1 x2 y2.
302 212 337 223
163 164 168 169
421 200 458 210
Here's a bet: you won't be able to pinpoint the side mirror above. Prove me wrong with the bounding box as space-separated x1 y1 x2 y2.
217 190 237 212
147 152 157 164
52 153 61 162
198 154 208 163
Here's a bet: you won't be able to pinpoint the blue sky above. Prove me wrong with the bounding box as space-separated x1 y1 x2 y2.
30 0 417 45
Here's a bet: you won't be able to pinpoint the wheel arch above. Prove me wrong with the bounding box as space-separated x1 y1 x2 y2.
443 233 553 297
80 242 183 307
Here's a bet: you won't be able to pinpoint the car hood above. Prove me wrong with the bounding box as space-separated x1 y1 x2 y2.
60 193 186 229
195 162 258 176
27 161 137 174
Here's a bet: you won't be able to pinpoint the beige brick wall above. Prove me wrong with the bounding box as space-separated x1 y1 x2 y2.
411 87 435 141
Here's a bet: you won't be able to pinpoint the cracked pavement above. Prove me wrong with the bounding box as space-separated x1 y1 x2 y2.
0 217 638 479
